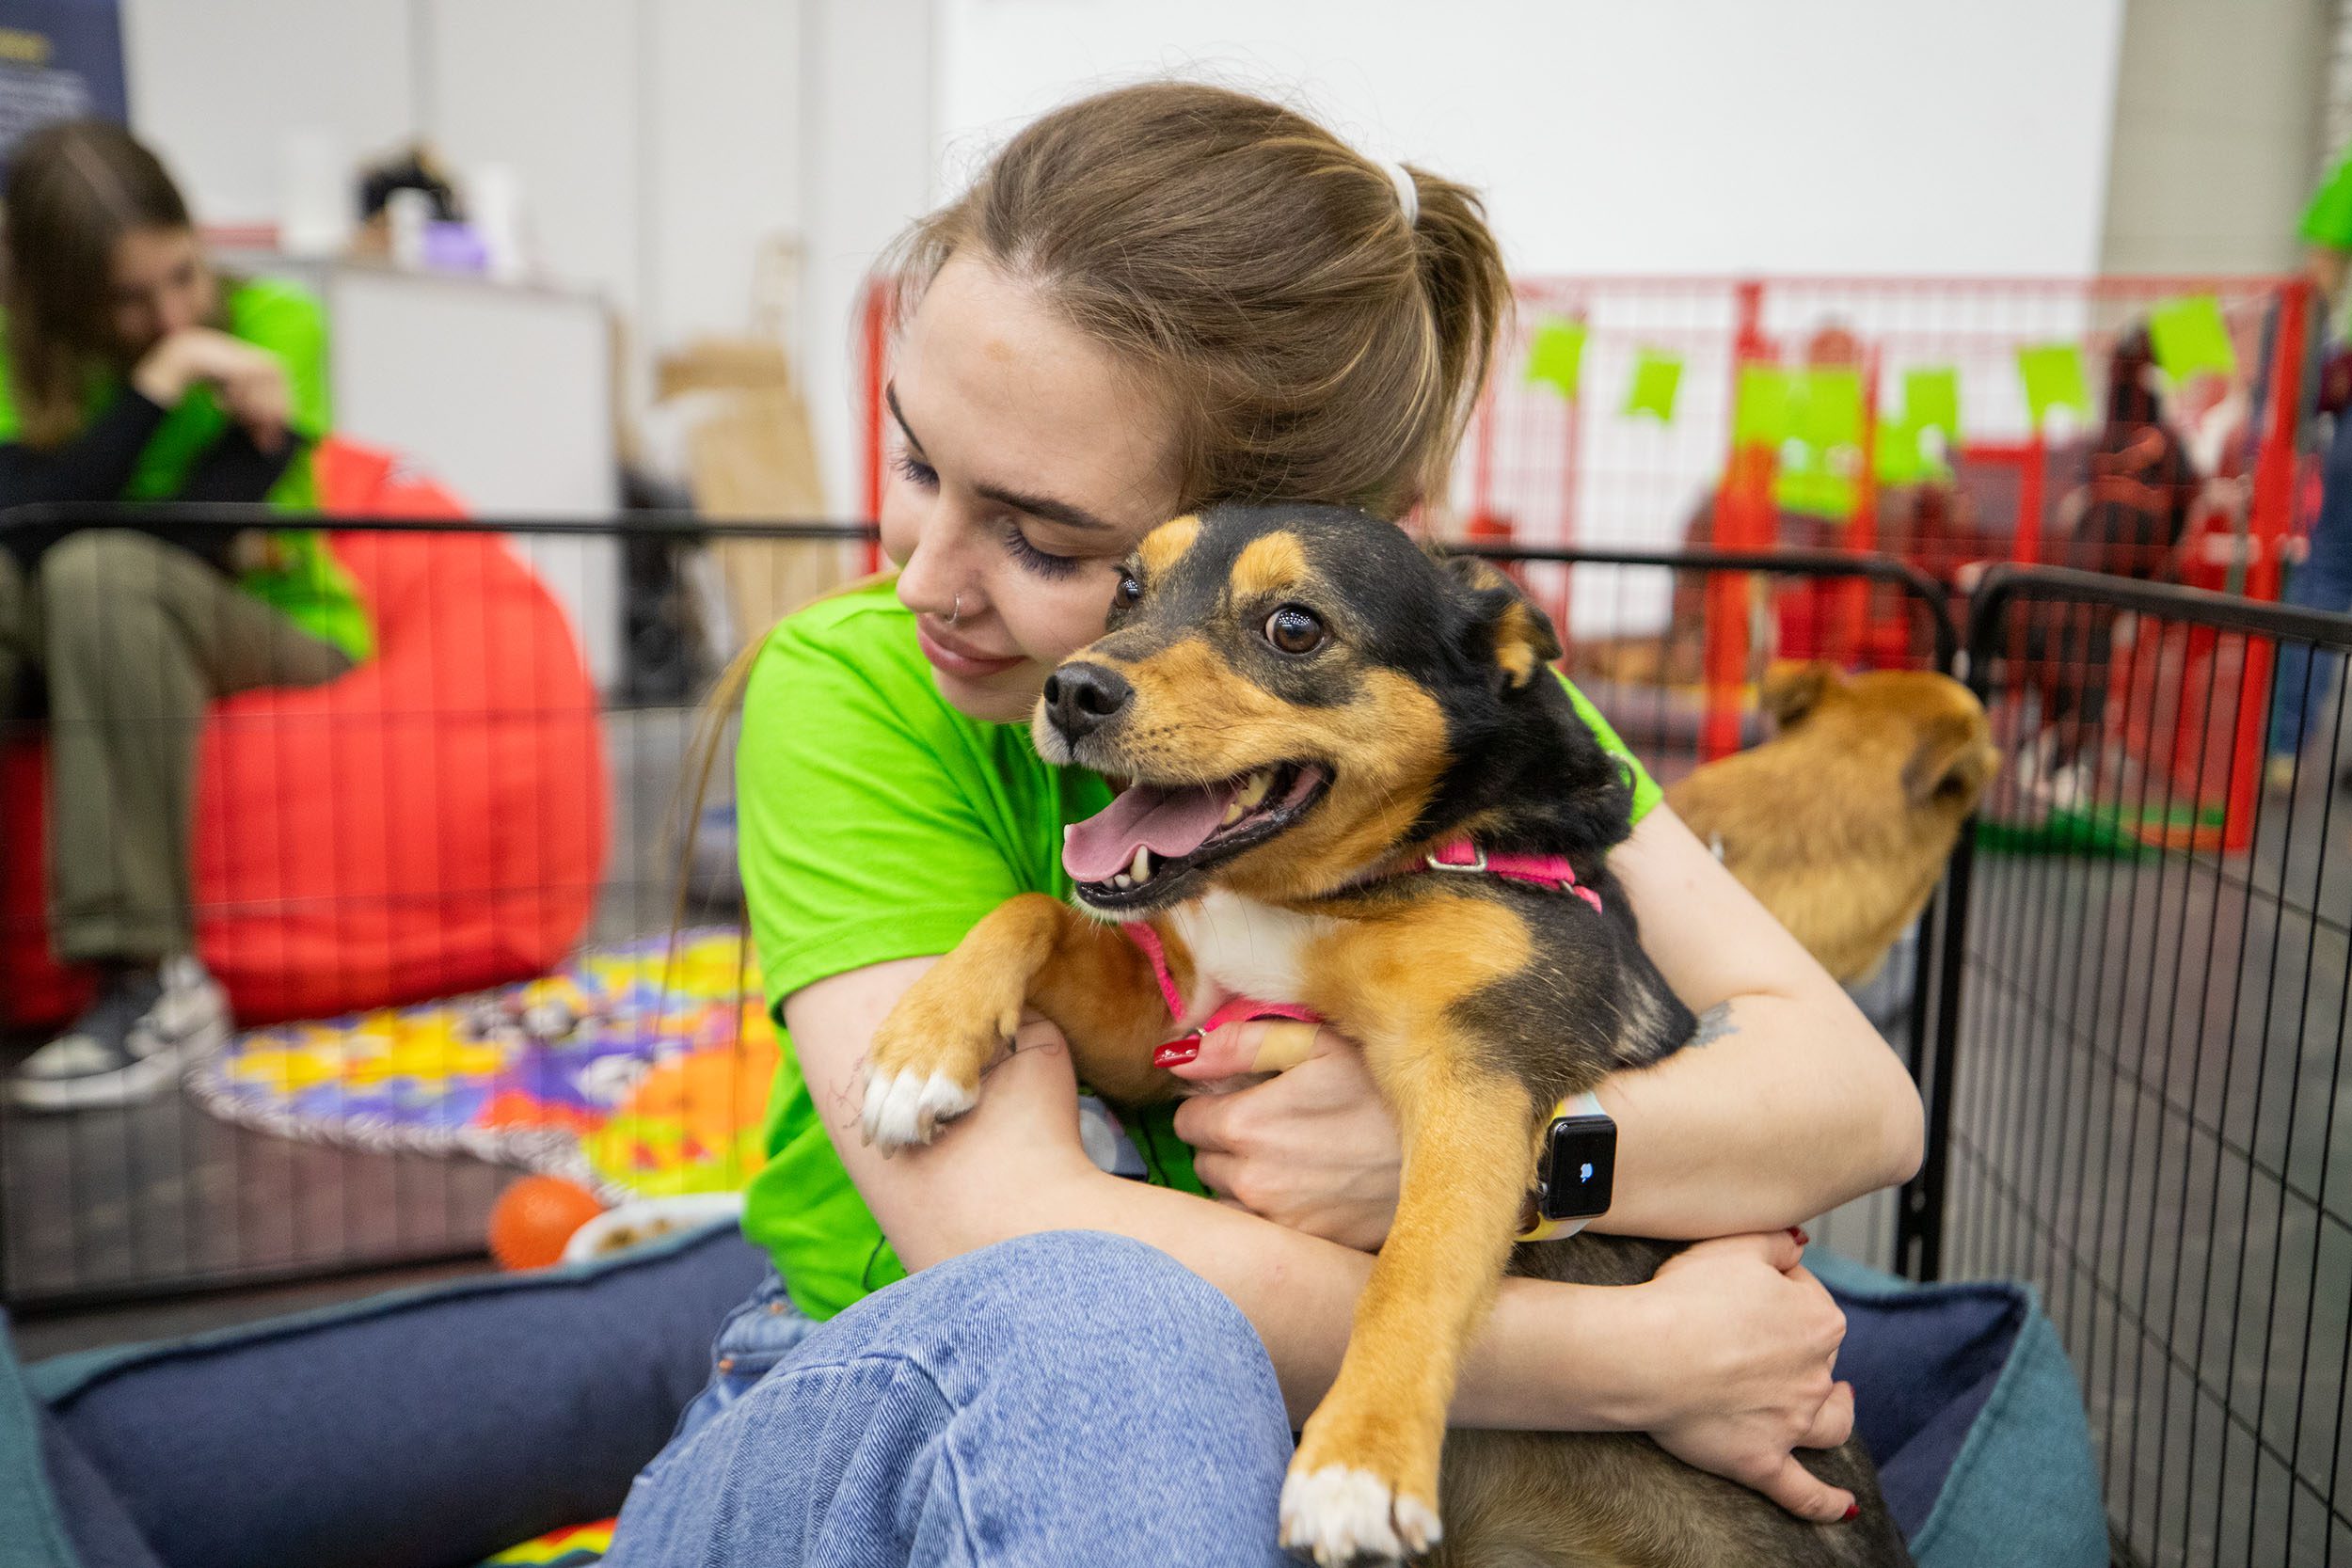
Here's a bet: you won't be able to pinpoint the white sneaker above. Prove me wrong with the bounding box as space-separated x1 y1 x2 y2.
8 956 230 1112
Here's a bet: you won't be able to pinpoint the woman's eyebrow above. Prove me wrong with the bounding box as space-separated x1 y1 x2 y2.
885 381 1115 534
973 482 1114 533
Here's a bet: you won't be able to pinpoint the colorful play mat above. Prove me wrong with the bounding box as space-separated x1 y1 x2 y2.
185 928 778 1201
482 1520 614 1566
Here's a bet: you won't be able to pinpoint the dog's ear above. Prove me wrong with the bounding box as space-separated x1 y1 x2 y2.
1437 553 1563 689
1901 713 1999 810
1761 661 1838 730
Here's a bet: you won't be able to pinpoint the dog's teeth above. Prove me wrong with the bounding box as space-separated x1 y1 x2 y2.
1221 800 1245 826
1237 771 1272 809
1114 873 1133 888
1131 846 1152 883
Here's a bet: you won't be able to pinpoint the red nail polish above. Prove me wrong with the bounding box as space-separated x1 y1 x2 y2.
1789 1227 1811 1246
1840 1503 1859 1523
1152 1038 1200 1069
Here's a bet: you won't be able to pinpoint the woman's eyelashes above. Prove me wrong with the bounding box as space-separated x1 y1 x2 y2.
891 450 1083 580
1002 521 1082 579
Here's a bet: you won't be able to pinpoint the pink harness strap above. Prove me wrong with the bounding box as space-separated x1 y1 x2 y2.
1120 837 1600 1052
1120 920 1189 1021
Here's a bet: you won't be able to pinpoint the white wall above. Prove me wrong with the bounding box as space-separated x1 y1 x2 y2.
120 0 418 226
123 0 809 485
933 0 2128 278
798 0 937 515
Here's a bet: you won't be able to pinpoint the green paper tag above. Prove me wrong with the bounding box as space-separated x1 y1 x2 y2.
1875 420 1952 485
1901 366 1961 439
1790 367 1863 450
1524 318 1588 400
2016 342 2090 427
2147 294 2236 385
1733 364 1791 446
1622 348 1682 421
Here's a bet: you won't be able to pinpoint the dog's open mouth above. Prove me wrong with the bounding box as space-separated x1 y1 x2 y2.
1063 762 1329 911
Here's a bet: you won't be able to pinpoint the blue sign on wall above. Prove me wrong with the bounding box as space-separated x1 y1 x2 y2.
0 1 125 169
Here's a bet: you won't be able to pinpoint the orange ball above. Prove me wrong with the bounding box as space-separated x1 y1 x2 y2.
487 1175 607 1270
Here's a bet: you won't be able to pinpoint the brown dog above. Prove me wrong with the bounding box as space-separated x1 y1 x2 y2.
1666 664 1996 986
858 506 1910 1567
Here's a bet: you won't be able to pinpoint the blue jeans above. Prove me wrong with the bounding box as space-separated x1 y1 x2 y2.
601 1230 1295 1567
2271 412 2352 758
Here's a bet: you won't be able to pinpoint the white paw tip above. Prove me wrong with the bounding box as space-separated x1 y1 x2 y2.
916 1069 976 1124
1279 1465 1436 1564
1394 1494 1441 1554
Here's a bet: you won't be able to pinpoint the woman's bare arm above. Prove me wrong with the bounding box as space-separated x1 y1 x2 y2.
1593 804 1925 1237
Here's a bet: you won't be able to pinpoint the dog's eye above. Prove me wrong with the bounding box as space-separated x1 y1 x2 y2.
1113 571 1143 610
1263 605 1326 655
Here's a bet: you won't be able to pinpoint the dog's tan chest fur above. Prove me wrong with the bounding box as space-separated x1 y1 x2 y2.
1165 888 1338 1024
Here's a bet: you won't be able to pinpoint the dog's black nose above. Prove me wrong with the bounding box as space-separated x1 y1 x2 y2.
1043 662 1133 741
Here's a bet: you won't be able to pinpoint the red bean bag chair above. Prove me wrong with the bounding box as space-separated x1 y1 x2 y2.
0 439 608 1029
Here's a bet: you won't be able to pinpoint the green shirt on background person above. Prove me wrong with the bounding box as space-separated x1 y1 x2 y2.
735 576 1662 1321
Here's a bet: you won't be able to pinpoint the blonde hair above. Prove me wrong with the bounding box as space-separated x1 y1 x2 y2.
885 80 1513 518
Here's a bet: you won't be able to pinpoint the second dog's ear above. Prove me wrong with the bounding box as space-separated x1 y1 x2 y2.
1761 661 1838 729
1438 553 1563 689
1902 715 1999 810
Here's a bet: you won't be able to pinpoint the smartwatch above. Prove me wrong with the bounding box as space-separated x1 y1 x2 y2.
1518 1090 1615 1241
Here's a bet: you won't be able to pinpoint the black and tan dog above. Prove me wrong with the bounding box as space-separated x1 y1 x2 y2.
860 504 1909 1568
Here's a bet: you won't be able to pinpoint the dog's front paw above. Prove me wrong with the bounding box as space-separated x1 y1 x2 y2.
1278 1465 1440 1566
857 1064 978 1150
857 986 1022 1151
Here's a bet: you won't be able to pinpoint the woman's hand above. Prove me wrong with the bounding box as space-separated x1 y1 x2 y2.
1168 1020 1401 1251
132 327 292 451
1620 1229 1858 1523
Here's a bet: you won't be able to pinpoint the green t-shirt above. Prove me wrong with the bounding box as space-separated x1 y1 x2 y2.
0 277 372 662
738 578 1662 1320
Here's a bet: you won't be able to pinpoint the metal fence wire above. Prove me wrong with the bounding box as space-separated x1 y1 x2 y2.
1931 564 2352 1568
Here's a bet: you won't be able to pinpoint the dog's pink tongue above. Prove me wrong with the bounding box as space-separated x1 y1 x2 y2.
1064 783 1233 882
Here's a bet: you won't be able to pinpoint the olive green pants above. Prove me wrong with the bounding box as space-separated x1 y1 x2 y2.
0 530 352 965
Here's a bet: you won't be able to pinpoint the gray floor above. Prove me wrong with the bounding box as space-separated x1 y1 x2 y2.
1942 761 2352 1568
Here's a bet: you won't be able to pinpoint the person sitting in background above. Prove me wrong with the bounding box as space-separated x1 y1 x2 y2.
2015 323 2201 805
0 119 371 1111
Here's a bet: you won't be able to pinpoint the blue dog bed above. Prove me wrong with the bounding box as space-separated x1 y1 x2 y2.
2 1230 2103 1568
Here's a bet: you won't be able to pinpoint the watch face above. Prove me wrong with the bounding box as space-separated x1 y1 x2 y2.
1540 1114 1616 1222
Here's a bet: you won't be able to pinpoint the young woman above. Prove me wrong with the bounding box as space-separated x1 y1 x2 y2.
606 82 1922 1564
0 119 367 1111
